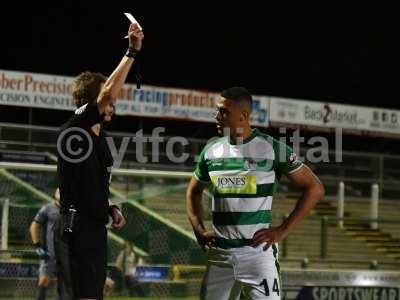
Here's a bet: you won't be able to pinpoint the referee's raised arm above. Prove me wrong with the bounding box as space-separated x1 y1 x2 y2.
97 23 144 114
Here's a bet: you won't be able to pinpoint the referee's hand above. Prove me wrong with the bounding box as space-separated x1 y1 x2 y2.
128 23 144 52
110 206 126 229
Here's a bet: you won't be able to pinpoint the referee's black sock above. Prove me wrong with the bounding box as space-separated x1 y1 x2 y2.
36 286 47 300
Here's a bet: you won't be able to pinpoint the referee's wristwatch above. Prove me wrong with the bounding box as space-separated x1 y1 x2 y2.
125 47 139 59
34 242 49 259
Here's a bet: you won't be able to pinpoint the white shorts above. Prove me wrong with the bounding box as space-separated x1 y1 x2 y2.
201 244 281 300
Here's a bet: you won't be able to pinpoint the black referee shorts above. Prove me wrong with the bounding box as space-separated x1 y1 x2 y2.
54 216 107 300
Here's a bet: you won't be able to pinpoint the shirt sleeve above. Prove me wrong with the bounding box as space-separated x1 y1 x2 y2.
69 103 103 129
33 205 48 224
274 141 303 178
194 147 211 183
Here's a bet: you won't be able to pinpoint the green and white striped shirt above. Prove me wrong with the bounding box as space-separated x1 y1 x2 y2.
194 128 303 249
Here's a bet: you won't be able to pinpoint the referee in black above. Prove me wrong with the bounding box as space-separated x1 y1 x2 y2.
55 23 143 300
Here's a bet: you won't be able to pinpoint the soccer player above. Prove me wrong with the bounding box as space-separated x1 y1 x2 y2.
30 188 61 300
55 23 143 300
186 87 325 300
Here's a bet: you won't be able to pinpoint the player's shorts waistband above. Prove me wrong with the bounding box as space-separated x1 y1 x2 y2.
215 237 253 249
213 238 278 255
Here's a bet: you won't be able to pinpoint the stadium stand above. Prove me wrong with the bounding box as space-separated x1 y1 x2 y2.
1 122 400 298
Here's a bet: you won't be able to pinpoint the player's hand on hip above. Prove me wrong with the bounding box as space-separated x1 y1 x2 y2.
110 207 126 230
195 229 216 252
252 226 288 251
128 23 144 51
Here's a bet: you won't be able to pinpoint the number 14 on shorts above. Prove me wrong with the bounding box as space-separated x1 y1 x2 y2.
259 278 280 296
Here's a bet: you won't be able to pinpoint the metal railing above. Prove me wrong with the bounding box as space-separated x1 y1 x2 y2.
2 122 400 199
1 161 399 270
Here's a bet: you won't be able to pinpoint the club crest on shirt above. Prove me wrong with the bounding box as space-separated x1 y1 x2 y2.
244 159 257 170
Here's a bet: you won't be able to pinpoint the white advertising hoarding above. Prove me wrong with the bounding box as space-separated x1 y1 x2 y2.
0 69 269 126
269 97 400 136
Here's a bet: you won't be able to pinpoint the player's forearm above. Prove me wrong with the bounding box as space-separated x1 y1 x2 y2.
104 55 134 99
97 56 134 111
280 182 325 234
186 192 206 233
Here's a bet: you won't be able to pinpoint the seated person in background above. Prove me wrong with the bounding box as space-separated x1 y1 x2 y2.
103 276 115 297
115 241 145 296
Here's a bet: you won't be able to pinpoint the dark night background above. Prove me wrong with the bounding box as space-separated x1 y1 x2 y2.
0 4 399 151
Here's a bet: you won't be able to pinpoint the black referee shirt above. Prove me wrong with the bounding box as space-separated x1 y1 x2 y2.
57 103 113 224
